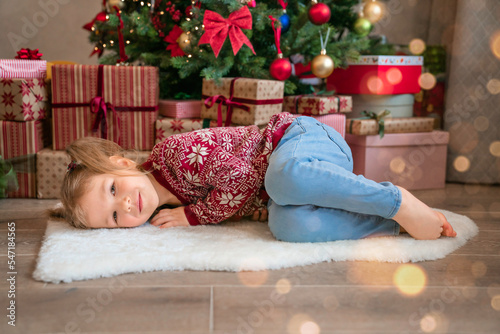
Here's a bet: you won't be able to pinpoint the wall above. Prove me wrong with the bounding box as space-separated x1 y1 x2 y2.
0 0 101 64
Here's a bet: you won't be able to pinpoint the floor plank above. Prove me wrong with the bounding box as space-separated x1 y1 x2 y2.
0 286 211 334
212 285 500 333
1 183 499 333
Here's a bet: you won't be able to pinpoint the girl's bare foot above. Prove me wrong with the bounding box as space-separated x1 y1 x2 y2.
393 187 457 240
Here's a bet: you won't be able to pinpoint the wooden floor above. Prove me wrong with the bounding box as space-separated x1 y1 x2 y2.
0 183 499 333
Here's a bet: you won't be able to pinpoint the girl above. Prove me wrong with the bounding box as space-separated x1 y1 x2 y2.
49 112 456 242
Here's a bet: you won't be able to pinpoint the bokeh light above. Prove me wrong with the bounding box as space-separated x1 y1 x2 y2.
418 73 437 90
491 295 500 311
276 278 292 294
409 38 426 55
300 321 321 334
489 141 500 157
473 116 489 132
489 31 500 59
471 261 487 278
238 258 268 287
486 78 500 94
453 156 471 173
367 76 384 94
387 68 403 85
393 264 427 296
390 157 406 174
287 313 315 334
420 313 438 333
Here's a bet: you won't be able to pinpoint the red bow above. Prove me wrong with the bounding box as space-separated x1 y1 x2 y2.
198 6 255 58
15 48 43 60
204 94 250 127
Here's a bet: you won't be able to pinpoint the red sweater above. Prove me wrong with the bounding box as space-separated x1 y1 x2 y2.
142 112 296 226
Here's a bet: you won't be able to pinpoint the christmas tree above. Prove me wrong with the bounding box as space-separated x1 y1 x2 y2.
84 0 372 99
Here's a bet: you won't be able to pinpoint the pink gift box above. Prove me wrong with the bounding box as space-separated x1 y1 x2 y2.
159 99 202 118
0 59 47 79
346 131 449 190
327 56 423 95
309 114 346 138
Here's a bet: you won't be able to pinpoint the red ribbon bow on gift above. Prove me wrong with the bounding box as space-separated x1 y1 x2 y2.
198 6 256 58
15 48 43 60
204 94 250 127
89 65 120 141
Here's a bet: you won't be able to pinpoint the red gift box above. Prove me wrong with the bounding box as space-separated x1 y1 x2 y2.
0 119 50 197
413 81 445 128
51 64 159 150
0 59 47 79
327 56 423 95
159 99 202 119
0 78 50 121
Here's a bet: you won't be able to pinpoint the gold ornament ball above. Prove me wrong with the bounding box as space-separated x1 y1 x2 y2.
178 32 191 52
363 1 384 23
108 0 124 9
311 54 334 78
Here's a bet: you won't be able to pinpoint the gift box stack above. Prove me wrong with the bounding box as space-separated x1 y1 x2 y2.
156 77 287 143
327 55 449 190
282 94 352 137
36 64 160 199
413 46 447 129
0 56 51 198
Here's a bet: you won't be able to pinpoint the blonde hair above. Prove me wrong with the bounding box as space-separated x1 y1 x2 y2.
47 137 146 229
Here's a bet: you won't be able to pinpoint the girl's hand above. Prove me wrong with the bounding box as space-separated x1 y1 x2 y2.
150 206 190 229
251 208 268 222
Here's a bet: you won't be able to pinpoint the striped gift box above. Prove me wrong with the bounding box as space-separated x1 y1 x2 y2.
0 59 47 79
51 64 159 150
159 99 202 119
310 113 346 138
0 119 50 197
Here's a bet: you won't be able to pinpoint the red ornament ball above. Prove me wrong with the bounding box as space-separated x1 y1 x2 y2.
308 3 331 25
270 57 292 81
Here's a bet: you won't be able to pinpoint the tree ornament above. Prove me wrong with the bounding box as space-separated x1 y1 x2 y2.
277 0 290 33
107 0 124 11
363 0 384 23
178 32 191 52
269 16 291 80
164 25 186 57
353 17 372 36
311 28 334 78
308 0 331 25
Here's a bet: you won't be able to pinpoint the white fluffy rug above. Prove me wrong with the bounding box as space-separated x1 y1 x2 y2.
33 209 478 283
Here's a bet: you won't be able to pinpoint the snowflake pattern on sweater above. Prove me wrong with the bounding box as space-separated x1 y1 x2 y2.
142 112 296 226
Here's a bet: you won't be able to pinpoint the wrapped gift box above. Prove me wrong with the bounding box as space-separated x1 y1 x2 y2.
413 81 445 129
159 99 202 119
346 131 449 190
0 119 50 197
0 78 50 121
349 94 414 119
36 148 151 199
346 117 434 136
283 95 352 115
155 117 204 143
308 114 346 138
201 77 284 126
0 59 47 79
327 56 423 95
51 64 159 150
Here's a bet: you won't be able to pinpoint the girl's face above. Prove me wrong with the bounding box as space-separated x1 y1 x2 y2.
79 170 159 229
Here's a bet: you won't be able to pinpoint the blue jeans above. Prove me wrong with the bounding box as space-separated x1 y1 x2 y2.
264 116 401 242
